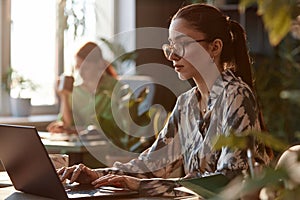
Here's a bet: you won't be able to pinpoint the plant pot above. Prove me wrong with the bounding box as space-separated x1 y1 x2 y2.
10 98 31 117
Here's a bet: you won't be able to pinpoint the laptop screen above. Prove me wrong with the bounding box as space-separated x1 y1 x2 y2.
0 124 69 199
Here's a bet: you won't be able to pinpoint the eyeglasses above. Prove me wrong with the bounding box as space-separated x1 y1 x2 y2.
162 39 209 61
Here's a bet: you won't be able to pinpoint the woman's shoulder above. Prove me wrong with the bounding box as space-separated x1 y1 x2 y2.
222 70 254 97
73 84 88 94
217 70 258 110
98 72 118 89
177 87 197 101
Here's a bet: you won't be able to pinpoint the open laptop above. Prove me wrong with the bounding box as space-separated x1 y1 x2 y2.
0 124 138 199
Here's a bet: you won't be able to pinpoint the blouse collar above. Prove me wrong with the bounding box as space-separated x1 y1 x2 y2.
207 69 237 110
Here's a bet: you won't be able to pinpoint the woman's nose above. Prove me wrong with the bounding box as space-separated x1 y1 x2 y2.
168 51 181 61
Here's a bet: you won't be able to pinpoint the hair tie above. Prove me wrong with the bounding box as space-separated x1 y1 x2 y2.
225 16 234 42
226 16 231 25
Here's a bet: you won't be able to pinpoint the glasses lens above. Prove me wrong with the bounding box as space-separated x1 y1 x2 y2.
162 43 183 61
173 43 183 58
162 44 171 59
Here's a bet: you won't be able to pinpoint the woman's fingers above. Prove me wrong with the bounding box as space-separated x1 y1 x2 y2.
57 164 81 183
92 174 121 187
91 174 112 187
58 166 140 191
47 121 65 133
103 176 125 188
60 166 76 182
92 174 139 191
57 167 66 175
69 164 85 183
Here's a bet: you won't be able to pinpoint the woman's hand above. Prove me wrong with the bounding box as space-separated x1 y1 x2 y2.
92 174 141 191
46 121 77 134
47 121 65 133
57 164 100 184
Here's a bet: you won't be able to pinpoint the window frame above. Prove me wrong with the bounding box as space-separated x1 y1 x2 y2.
0 0 61 116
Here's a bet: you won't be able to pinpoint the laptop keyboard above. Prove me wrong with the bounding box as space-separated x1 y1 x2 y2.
64 183 138 198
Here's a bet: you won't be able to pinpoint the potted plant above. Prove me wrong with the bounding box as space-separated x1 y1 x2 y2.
2 67 38 117
95 84 168 166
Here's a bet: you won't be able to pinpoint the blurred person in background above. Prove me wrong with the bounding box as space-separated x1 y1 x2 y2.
47 42 118 134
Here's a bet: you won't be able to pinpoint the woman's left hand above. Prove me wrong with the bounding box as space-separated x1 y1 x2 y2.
91 174 141 191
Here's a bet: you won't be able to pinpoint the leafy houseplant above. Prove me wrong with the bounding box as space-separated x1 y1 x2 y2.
99 37 137 74
95 84 168 166
96 85 161 154
210 131 300 200
2 67 38 116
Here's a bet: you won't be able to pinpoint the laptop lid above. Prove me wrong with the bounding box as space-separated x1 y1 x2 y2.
0 124 139 199
0 124 68 199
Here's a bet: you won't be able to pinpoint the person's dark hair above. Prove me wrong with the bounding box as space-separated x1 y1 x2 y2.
172 3 273 159
76 42 117 78
76 42 103 63
172 3 253 90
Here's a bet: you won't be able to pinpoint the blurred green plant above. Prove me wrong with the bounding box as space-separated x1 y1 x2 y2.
2 67 38 99
252 34 300 144
239 0 299 46
213 130 288 153
99 37 137 74
189 0 300 46
210 167 294 200
96 84 166 153
210 131 300 200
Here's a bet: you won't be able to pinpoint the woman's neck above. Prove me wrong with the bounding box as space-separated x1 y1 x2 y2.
195 61 223 91
194 78 209 102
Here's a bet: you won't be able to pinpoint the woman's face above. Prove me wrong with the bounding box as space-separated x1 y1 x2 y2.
168 18 214 81
75 56 103 84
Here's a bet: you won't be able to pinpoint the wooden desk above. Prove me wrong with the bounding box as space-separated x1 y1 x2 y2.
0 132 108 171
39 132 108 167
0 172 199 200
0 115 57 131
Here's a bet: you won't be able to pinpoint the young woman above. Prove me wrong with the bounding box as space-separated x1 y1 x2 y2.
47 42 118 134
58 4 273 197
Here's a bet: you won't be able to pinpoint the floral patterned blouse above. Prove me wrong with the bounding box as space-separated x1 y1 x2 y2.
96 69 272 197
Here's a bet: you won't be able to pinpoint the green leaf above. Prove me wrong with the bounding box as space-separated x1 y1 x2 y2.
241 167 288 193
213 133 248 151
251 131 288 152
262 4 292 46
213 130 288 152
99 37 137 70
239 0 296 46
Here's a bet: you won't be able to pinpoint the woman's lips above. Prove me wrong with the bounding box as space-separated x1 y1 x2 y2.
174 65 184 72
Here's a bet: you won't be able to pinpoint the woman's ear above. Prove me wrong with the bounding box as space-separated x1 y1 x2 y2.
208 38 223 58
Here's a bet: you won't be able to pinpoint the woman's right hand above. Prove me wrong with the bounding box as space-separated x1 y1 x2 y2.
57 164 101 184
47 121 65 133
46 121 77 134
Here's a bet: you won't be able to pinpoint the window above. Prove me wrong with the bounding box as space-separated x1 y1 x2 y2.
0 0 131 116
11 0 57 106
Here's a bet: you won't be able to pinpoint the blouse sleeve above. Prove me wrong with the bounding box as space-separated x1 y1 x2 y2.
95 101 185 196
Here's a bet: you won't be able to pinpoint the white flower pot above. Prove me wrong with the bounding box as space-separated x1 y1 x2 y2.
10 98 31 117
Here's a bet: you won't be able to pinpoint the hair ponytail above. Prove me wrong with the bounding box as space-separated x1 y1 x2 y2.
230 20 273 159
228 20 253 90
